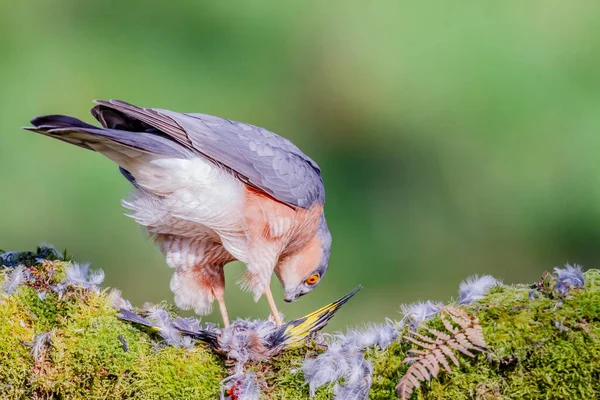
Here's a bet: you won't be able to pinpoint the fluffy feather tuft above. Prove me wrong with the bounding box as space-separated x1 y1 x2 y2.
554 264 585 295
24 331 54 364
107 288 132 310
400 301 440 330
338 320 400 351
333 356 373 400
53 263 105 293
458 275 501 305
2 265 26 295
302 321 398 399
144 305 192 348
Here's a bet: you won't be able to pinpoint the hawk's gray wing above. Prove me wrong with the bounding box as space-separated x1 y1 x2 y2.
93 100 325 209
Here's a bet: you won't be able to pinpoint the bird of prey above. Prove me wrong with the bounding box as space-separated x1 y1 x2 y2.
25 100 331 327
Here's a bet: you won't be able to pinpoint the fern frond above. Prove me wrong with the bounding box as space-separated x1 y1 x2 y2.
396 306 486 400
438 344 460 367
447 336 476 357
427 328 451 341
440 311 457 333
432 348 452 373
405 335 437 349
445 307 475 329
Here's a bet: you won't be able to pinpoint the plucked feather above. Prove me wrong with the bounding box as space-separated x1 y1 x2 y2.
2 265 26 295
458 274 501 305
554 264 585 295
400 301 440 330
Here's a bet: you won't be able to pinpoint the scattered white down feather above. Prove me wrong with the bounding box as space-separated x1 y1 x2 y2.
52 263 105 294
31 331 53 363
458 274 501 305
340 320 400 351
2 266 26 295
107 288 132 311
144 305 193 348
302 321 399 399
304 348 373 399
66 263 105 287
400 301 440 331
332 355 373 400
303 341 348 396
554 264 585 295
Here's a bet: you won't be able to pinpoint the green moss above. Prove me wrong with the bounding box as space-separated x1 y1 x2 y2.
127 347 225 399
0 262 226 399
0 293 36 398
369 340 410 399
415 270 600 400
265 342 334 399
1 258 600 399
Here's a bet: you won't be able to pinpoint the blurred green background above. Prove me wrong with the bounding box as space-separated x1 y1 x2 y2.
2 1 600 331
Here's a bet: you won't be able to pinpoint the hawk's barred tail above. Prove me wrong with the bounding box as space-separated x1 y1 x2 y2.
23 115 190 159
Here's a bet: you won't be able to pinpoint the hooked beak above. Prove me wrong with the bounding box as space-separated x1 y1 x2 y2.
284 289 301 303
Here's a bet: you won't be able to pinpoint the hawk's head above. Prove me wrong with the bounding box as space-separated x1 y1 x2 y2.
276 215 331 303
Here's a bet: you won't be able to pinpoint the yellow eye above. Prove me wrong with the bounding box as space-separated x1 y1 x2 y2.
306 274 320 285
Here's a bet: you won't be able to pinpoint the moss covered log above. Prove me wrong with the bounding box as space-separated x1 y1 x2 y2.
1 251 599 399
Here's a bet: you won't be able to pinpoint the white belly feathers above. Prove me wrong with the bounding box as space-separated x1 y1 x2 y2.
121 157 249 261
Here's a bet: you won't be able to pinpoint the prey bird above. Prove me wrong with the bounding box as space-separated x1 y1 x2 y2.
118 285 361 357
25 100 331 327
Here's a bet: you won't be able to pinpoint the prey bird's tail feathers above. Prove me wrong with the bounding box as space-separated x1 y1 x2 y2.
268 285 362 348
117 308 157 329
117 308 219 346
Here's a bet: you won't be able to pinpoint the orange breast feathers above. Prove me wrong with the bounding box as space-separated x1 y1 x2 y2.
243 186 323 255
